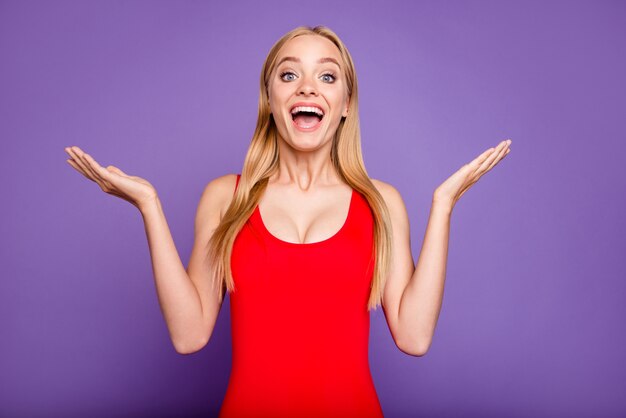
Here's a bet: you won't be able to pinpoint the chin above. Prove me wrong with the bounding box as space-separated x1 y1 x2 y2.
282 131 334 152
285 137 328 152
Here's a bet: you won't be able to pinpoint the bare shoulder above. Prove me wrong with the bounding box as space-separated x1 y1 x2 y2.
370 178 411 233
202 173 238 198
370 178 406 212
195 173 239 225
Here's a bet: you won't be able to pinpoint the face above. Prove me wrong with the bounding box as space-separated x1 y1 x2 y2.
267 34 350 152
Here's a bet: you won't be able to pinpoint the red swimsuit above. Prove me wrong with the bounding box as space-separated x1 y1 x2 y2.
218 175 384 418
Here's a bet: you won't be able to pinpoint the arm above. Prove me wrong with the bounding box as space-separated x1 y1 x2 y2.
141 174 237 354
64 146 238 354
398 200 451 355
375 139 511 356
376 179 451 356
373 180 446 357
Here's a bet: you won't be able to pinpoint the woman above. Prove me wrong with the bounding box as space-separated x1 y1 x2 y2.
65 26 511 418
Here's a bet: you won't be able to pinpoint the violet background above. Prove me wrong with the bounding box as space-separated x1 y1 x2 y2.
1 0 625 417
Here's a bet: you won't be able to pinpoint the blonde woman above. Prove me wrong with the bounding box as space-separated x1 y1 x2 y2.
65 25 511 418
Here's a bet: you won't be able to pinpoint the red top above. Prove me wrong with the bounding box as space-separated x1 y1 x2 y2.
219 174 384 418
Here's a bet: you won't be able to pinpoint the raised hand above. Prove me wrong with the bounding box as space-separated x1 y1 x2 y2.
64 146 158 211
433 139 512 209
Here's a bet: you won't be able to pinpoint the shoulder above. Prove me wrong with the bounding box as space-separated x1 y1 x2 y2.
202 173 238 196
196 173 239 222
370 178 405 211
370 178 410 226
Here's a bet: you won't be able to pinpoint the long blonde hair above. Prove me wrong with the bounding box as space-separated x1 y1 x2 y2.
207 25 392 311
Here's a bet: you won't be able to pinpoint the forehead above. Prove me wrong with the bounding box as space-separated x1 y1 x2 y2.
276 35 342 65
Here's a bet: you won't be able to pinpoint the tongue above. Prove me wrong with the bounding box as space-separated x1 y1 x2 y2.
294 114 320 128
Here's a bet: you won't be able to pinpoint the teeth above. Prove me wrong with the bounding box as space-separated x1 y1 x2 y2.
290 106 324 117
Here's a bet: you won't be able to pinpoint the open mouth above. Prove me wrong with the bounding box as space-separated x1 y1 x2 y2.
290 106 324 130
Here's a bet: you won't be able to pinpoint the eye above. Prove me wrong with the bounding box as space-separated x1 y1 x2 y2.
321 72 336 83
279 71 296 81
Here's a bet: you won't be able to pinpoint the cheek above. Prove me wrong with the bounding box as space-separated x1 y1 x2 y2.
268 86 288 112
267 90 280 114
332 93 348 116
269 99 283 119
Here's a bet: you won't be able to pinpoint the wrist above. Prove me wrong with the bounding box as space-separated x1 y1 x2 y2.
138 194 161 216
432 195 454 214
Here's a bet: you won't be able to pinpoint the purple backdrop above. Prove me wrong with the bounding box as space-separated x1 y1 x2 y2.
1 0 625 417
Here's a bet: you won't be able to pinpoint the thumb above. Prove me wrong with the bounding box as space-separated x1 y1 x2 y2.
106 165 127 176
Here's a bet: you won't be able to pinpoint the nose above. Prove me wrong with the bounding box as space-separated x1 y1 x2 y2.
297 74 318 96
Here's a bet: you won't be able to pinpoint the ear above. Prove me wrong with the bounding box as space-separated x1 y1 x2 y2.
342 97 350 118
266 85 272 113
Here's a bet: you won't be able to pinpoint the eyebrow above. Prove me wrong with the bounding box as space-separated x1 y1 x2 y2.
276 56 341 70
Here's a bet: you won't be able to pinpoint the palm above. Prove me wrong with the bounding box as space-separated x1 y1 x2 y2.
435 139 512 207
64 146 157 210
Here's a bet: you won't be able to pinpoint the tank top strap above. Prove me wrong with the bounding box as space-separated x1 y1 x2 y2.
234 174 241 194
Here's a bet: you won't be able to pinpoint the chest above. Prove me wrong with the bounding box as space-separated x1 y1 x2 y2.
231 190 375 297
257 186 354 245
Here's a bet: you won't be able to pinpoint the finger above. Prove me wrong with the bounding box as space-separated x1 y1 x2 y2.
494 148 511 166
490 141 512 168
86 156 128 185
106 165 128 177
65 149 89 178
72 148 103 179
67 158 94 182
476 147 496 165
83 152 112 183
469 142 503 170
106 165 134 182
75 149 116 190
475 140 507 176
66 148 98 182
67 148 111 191
82 153 121 193
67 146 98 179
485 142 509 172
457 141 510 200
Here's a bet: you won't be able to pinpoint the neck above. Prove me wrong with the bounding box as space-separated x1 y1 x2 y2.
271 138 341 191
